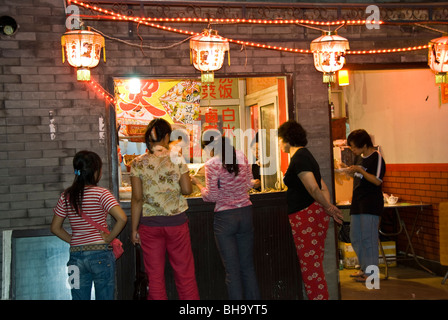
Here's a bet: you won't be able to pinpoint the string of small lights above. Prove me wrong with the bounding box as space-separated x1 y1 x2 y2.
348 45 429 54
69 0 431 54
70 0 380 27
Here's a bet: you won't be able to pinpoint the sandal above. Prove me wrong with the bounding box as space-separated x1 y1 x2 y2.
354 275 368 282
350 271 365 278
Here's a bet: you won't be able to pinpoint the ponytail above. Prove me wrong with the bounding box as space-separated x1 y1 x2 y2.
64 150 102 215
221 137 239 176
201 133 239 176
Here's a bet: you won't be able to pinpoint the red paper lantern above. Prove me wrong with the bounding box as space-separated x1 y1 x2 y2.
311 31 349 83
190 29 229 83
61 28 105 81
428 35 448 84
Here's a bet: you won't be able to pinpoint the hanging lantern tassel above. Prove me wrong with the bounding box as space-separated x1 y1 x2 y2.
61 36 66 63
103 40 106 63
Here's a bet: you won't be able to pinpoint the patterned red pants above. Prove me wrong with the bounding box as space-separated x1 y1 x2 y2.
288 202 330 300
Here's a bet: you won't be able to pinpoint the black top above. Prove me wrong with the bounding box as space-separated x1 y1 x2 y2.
350 151 386 216
252 163 260 180
283 148 322 214
251 163 261 191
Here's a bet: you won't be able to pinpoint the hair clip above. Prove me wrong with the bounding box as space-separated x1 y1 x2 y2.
150 127 158 141
74 169 81 176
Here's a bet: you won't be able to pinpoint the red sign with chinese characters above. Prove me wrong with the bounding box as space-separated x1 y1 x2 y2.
201 106 239 138
200 78 239 137
201 78 238 100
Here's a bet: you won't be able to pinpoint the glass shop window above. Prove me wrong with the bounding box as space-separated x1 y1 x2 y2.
2 229 78 300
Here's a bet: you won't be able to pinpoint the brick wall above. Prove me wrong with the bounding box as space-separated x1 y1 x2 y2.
382 164 448 262
0 0 342 232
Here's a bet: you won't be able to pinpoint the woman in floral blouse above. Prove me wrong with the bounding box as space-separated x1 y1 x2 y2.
130 118 199 300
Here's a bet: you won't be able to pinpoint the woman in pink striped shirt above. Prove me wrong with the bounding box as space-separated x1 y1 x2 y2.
51 151 127 300
192 136 260 300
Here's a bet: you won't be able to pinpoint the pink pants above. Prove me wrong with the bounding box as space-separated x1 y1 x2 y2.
288 202 330 300
139 222 200 300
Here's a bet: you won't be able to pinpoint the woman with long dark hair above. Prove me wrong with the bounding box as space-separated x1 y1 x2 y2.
51 150 127 300
130 118 199 300
192 135 260 300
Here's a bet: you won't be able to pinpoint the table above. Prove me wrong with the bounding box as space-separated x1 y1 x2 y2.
336 202 433 279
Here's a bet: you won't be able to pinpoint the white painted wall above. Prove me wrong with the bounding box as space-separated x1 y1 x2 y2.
345 69 448 164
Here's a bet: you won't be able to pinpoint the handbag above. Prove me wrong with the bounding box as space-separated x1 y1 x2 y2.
133 244 148 300
80 213 124 260
338 221 351 243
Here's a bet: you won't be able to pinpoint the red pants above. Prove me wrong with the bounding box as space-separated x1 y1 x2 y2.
139 222 200 300
288 202 330 300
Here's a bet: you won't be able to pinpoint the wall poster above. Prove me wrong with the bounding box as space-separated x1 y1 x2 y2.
114 79 201 138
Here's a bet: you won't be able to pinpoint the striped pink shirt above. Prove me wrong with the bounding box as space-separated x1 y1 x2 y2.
53 186 120 246
201 150 253 212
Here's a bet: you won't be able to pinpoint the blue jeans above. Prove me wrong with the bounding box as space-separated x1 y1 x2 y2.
350 214 380 275
214 206 260 300
67 249 116 300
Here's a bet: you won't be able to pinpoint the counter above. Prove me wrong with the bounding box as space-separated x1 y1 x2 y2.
336 201 434 278
115 191 303 300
